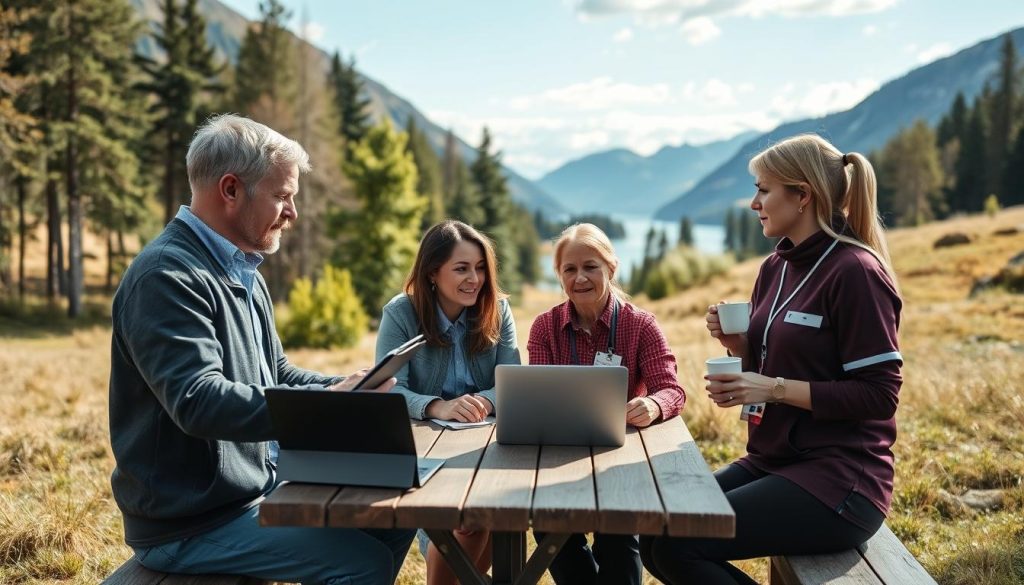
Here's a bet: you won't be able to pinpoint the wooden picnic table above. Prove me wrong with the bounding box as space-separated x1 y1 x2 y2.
259 417 735 585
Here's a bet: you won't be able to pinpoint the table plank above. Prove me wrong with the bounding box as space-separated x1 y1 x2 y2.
593 428 665 535
327 421 444 528
259 482 339 527
531 446 598 533
393 425 494 530
462 432 538 531
640 419 735 538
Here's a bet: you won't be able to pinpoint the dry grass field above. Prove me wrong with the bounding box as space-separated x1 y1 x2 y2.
1 208 1023 584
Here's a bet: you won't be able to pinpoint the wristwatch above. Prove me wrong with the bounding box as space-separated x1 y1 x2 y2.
771 377 786 402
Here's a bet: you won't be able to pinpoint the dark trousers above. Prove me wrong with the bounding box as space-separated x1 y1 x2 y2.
534 531 641 585
640 464 884 584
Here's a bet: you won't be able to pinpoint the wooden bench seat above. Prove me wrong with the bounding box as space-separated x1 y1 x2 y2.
102 558 272 585
770 524 936 584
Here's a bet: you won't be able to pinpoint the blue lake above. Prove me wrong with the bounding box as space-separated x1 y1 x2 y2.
537 214 726 288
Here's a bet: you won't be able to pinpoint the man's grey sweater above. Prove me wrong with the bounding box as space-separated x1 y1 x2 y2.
109 219 338 547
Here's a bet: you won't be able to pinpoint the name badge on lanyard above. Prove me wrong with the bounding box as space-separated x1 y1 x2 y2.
570 298 622 366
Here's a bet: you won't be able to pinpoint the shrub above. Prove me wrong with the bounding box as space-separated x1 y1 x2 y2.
984 194 1001 218
643 246 734 298
279 265 368 348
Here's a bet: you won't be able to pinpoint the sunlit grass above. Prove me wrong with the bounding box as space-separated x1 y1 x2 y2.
1 207 1022 583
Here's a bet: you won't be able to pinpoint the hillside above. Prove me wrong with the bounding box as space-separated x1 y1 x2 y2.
655 26 1024 224
538 131 755 216
131 0 565 214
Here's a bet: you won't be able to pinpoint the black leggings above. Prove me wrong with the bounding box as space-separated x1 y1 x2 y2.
640 464 884 584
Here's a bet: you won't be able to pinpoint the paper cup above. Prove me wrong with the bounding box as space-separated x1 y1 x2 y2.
717 302 750 335
705 356 742 375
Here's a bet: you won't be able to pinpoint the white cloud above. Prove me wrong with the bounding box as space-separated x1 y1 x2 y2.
508 77 673 111
680 17 721 45
300 22 324 42
769 78 879 120
701 78 737 105
428 107 778 178
574 0 898 40
862 24 878 36
916 42 953 64
613 27 634 42
569 130 612 150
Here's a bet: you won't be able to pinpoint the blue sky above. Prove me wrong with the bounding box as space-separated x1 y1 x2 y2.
219 0 1024 180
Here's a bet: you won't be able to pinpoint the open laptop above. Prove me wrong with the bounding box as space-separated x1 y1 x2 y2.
495 365 628 447
265 389 444 489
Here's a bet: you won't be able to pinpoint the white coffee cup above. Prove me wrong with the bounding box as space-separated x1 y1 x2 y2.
717 301 750 335
705 356 742 375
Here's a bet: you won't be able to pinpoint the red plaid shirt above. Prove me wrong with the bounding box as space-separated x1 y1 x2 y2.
526 295 685 420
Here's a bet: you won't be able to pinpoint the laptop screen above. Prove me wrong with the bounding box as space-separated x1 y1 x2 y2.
265 389 416 455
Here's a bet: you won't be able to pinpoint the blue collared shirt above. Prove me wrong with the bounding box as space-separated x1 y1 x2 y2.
176 206 279 460
436 305 476 399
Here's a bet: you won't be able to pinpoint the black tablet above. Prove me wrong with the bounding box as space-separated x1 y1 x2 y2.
352 333 427 390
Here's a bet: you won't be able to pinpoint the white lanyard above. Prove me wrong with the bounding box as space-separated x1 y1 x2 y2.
759 239 839 373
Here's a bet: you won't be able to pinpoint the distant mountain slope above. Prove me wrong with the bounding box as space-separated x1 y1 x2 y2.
538 131 755 215
132 0 565 214
655 27 1024 224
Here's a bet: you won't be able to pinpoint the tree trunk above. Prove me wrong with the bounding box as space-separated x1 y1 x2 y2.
164 126 176 224
66 8 83 318
106 228 113 292
46 168 64 301
17 176 27 300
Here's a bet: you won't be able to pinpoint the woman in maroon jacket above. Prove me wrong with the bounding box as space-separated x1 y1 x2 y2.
641 134 903 584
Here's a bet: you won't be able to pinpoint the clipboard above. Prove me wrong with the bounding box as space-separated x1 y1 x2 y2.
353 334 427 390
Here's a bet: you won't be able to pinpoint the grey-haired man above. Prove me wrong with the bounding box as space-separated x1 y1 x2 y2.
108 114 413 584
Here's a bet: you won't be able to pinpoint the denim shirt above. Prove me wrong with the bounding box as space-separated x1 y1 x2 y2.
377 293 521 419
437 305 475 399
176 206 278 460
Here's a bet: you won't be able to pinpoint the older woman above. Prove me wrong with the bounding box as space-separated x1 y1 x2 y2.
527 223 686 585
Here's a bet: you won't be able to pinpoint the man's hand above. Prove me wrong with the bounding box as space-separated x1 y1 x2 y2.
425 394 492 422
327 368 398 393
626 396 661 427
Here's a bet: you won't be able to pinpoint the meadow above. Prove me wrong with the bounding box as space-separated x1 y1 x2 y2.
1 208 1023 584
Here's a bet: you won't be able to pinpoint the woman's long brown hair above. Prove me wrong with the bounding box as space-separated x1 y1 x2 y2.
404 220 505 354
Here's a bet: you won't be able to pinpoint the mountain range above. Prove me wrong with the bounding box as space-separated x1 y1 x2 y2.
654 27 1024 224
537 131 756 216
131 0 565 214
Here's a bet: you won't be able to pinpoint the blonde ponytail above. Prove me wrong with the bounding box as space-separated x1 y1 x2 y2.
749 134 897 285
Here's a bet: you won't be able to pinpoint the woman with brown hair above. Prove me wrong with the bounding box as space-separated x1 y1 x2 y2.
376 219 520 585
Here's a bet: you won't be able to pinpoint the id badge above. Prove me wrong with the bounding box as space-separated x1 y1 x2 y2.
594 351 622 366
740 402 765 425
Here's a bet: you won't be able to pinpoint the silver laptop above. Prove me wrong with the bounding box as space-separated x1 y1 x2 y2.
495 364 628 447
265 389 444 489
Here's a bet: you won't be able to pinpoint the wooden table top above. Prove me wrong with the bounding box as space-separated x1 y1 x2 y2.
260 417 735 538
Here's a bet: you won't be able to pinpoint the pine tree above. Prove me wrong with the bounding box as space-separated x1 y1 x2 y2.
138 0 219 224
0 2 40 297
678 216 693 247
27 0 147 316
956 102 989 212
328 51 371 157
1003 129 1024 206
447 160 484 226
511 204 541 285
405 115 444 231
656 229 669 261
879 120 945 226
331 121 426 317
471 127 520 293
723 208 735 251
988 34 1018 199
233 0 296 128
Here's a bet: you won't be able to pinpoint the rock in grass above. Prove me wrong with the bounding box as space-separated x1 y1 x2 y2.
959 489 1004 511
934 232 973 248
